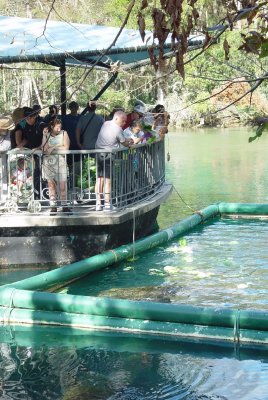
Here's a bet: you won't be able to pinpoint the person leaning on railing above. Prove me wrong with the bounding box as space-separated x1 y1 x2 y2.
123 119 144 144
151 104 170 140
95 110 131 211
13 107 45 150
122 104 145 130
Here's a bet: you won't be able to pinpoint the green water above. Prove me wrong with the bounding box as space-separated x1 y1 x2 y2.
62 218 268 310
158 127 268 227
63 128 268 311
1 128 268 400
0 268 51 286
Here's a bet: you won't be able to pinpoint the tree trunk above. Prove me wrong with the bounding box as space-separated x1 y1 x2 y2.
32 77 43 107
21 72 32 106
2 69 7 105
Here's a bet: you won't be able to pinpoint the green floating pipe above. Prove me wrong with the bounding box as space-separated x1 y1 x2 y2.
0 286 268 331
219 202 268 215
0 306 267 344
2 204 219 292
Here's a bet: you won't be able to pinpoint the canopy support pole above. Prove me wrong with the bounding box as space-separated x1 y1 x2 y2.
58 63 118 116
81 71 119 115
59 61 67 116
93 71 118 100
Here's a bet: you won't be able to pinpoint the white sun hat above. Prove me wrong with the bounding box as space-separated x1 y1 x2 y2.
0 115 14 130
133 104 145 115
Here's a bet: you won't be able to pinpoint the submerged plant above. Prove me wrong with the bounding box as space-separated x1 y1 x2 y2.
62 384 108 400
179 237 187 247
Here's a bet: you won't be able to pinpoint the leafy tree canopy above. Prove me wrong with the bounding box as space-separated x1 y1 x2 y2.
1 0 268 133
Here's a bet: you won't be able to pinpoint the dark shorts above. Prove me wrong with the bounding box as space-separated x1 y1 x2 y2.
97 153 112 178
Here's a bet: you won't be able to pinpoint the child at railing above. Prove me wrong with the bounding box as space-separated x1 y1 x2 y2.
16 158 32 196
123 119 144 144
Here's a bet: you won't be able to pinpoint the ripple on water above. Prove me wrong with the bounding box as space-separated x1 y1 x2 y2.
1 334 268 400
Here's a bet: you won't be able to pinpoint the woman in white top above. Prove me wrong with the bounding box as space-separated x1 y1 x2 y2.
152 104 169 140
41 118 70 214
123 119 144 144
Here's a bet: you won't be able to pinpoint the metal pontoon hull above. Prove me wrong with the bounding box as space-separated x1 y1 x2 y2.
0 183 172 268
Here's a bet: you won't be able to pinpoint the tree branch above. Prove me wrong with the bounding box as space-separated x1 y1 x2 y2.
209 72 268 115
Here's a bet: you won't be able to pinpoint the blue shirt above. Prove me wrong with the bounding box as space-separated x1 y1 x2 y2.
62 114 80 150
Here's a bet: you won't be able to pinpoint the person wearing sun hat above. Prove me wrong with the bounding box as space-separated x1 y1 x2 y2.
122 103 145 130
0 115 13 152
0 115 13 130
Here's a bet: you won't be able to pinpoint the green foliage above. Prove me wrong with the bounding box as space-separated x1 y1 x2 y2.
1 1 268 127
185 30 259 94
101 88 131 111
260 39 268 58
103 0 140 27
192 91 212 114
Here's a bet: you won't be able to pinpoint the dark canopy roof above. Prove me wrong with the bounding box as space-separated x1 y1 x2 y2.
0 15 204 69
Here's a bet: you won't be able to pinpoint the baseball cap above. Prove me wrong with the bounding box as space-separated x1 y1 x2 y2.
23 108 35 118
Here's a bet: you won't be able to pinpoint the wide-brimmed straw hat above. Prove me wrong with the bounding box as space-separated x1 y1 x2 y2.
0 115 14 130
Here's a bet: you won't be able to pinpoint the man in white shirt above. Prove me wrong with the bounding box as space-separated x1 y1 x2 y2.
95 111 130 211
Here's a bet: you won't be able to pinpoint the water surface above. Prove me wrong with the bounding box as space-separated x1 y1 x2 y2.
1 128 268 400
158 127 268 227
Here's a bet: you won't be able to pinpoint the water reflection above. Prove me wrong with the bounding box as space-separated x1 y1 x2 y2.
1 327 268 400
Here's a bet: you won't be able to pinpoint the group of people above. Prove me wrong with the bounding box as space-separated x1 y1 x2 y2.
0 101 169 213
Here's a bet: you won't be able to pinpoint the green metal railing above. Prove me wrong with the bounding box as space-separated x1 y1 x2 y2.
0 140 165 213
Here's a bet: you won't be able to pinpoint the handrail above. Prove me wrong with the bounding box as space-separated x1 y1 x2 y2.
0 140 165 214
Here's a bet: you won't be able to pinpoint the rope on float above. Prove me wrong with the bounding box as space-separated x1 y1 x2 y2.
2 288 17 325
233 309 241 343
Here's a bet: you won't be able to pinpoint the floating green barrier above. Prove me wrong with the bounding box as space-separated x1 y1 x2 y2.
0 203 267 345
1 204 219 292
